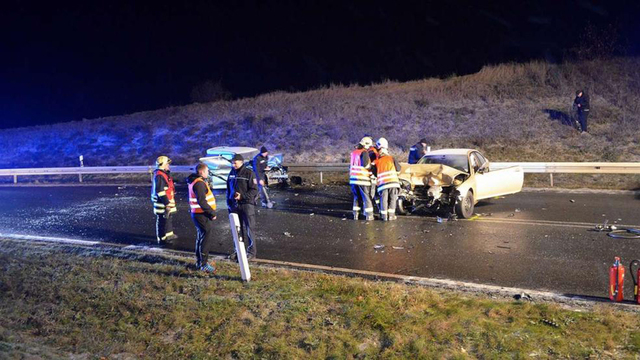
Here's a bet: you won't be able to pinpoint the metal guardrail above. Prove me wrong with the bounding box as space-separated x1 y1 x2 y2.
1 162 640 185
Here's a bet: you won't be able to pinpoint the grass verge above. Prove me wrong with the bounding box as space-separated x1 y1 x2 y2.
1 239 639 359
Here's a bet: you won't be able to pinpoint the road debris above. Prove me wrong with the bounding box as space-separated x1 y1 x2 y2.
392 246 405 250
283 232 293 237
540 319 560 328
570 199 575 203
497 245 511 249
513 292 533 301
373 244 385 250
515 208 521 213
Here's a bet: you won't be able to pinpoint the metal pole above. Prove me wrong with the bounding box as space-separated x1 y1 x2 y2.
13 175 17 184
79 155 84 183
549 173 554 187
320 171 323 184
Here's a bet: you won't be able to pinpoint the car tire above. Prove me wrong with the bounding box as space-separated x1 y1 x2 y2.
455 190 474 219
396 197 409 215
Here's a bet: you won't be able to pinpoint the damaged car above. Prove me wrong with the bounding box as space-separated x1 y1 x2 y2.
396 149 523 218
199 146 289 189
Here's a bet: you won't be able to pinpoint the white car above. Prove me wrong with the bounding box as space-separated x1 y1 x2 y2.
397 149 523 218
199 146 289 189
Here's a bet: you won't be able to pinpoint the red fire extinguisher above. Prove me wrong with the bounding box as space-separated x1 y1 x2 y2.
609 257 625 302
630 259 640 305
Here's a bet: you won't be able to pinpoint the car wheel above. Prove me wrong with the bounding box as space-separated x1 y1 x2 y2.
455 190 474 219
396 196 409 215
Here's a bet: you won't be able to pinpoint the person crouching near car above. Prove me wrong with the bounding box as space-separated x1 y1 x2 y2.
227 154 259 259
374 138 401 221
187 163 217 273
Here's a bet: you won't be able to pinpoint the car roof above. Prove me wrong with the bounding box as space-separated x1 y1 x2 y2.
425 148 475 156
205 146 259 156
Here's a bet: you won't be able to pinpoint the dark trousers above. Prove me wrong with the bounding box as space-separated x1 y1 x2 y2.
155 214 173 242
379 187 399 220
258 176 270 205
350 184 373 216
578 110 589 132
230 203 257 256
192 213 214 268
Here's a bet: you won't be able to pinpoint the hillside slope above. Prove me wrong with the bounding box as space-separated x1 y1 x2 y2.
1 58 639 169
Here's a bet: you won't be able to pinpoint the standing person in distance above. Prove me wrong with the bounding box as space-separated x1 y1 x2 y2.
227 154 259 259
187 163 217 273
408 138 429 164
374 138 401 221
573 89 590 133
151 156 178 243
253 146 274 208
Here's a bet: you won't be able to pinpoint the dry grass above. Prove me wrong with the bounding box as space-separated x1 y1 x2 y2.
1 239 640 359
1 58 640 188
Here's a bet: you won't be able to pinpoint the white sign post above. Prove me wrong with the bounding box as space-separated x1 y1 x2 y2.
78 155 84 183
229 213 251 281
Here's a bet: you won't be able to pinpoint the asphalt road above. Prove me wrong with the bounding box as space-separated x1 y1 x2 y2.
1 184 639 300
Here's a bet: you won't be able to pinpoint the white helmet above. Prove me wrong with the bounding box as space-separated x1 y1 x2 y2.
376 137 388 149
359 136 373 148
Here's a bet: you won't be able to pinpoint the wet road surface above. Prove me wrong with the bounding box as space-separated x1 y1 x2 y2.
1 185 639 299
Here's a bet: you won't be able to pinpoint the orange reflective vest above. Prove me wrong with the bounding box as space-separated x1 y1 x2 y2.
188 177 216 214
349 149 371 186
151 170 176 215
376 155 400 191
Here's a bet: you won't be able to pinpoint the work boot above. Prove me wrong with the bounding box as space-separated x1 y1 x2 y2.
365 215 374 221
353 211 359 220
200 263 216 274
166 234 178 241
228 252 238 262
381 215 388 221
389 215 397 221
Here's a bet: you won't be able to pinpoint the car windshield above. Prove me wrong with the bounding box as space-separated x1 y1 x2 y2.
418 154 469 173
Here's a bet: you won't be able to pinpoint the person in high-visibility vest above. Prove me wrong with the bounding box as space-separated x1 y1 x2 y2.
151 156 178 243
374 138 401 221
349 137 374 220
187 163 217 273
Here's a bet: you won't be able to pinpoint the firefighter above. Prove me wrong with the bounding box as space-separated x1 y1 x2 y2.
374 138 401 221
253 146 274 208
408 138 428 164
187 163 217 272
366 137 380 210
151 155 177 243
573 89 590 133
349 137 374 221
227 154 259 259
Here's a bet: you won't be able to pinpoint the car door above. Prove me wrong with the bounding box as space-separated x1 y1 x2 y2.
471 151 501 199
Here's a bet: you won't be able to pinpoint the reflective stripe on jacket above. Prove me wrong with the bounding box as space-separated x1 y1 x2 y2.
349 149 371 186
188 178 216 213
151 169 176 215
376 155 400 192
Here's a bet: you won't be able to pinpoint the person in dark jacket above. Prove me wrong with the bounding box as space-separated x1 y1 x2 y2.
227 154 259 259
253 146 274 208
151 156 178 243
187 163 217 273
573 90 590 133
408 138 428 164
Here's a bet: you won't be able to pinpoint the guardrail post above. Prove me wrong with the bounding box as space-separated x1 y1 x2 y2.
78 155 84 183
13 175 17 184
549 173 554 187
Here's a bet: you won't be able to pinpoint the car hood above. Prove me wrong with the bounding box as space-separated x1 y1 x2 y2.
398 163 468 187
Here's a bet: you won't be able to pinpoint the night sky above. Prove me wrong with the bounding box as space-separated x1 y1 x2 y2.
1 0 639 129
